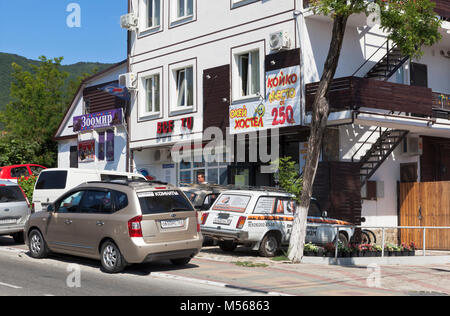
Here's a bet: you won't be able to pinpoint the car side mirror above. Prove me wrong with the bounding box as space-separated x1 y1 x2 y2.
47 204 55 213
322 211 328 218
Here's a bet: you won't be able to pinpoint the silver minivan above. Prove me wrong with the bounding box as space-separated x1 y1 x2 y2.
0 180 30 243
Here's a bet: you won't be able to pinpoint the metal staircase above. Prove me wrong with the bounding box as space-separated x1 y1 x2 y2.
352 40 409 81
352 128 409 187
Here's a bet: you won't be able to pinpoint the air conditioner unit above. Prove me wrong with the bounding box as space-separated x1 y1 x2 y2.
120 13 138 31
402 137 423 156
269 31 291 51
119 73 137 90
439 49 450 59
153 149 170 163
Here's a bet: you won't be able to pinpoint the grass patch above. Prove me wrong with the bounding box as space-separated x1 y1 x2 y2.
234 261 268 268
271 255 289 262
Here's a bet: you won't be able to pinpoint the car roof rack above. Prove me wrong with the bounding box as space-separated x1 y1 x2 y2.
85 179 170 187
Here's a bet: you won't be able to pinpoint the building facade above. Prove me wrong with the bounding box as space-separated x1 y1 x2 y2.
54 61 129 172
125 0 450 229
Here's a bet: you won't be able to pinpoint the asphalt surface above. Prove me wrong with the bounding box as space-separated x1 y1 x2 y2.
1 236 449 296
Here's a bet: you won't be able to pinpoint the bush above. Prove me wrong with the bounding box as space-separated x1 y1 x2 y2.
18 175 37 203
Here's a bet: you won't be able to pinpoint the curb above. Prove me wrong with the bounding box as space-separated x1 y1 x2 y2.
151 272 293 296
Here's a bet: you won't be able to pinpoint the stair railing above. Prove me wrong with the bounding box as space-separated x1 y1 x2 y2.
351 39 390 78
351 126 384 162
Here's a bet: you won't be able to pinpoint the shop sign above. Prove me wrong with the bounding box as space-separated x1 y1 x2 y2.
73 109 122 132
229 65 301 134
157 117 194 135
78 139 95 163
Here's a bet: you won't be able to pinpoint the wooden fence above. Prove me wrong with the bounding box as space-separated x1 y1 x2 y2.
399 182 450 250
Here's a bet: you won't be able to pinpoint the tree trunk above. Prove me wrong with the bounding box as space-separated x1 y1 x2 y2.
288 14 349 263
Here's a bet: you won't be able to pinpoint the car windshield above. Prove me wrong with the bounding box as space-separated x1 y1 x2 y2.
137 190 193 215
212 194 251 213
0 186 26 203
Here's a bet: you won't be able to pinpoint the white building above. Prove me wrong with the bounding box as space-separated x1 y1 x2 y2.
54 61 130 172
124 0 450 231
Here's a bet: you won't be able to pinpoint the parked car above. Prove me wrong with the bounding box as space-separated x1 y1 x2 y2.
200 188 355 257
0 180 30 244
180 183 228 212
0 164 46 182
25 180 203 273
32 168 147 213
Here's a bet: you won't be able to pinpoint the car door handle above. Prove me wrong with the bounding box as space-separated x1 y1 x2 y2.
3 209 9 212
65 219 73 225
96 221 104 227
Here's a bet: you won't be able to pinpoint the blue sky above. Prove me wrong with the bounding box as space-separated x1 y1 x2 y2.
0 1 128 65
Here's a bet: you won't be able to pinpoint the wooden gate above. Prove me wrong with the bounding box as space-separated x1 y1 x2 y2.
399 182 450 250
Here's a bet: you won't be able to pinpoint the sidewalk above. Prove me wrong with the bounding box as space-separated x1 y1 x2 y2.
162 246 450 296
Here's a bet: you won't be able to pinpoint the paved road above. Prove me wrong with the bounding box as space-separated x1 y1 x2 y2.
0 237 268 297
1 236 449 296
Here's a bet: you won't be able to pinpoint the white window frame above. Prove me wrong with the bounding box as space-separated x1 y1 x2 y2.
232 42 264 102
170 0 195 26
139 68 163 120
231 0 259 9
140 0 162 33
169 59 196 114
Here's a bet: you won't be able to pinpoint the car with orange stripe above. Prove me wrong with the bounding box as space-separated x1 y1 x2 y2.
200 189 355 257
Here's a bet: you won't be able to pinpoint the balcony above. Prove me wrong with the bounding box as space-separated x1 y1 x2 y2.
432 0 450 20
305 77 434 117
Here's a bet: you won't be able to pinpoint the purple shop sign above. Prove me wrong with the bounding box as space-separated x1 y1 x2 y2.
73 109 123 132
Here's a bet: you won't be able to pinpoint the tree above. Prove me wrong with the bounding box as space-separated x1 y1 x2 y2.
288 0 442 263
0 56 69 167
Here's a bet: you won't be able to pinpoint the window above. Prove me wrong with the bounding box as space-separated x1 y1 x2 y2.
147 0 161 29
253 197 276 214
238 51 260 97
79 190 113 214
176 0 193 19
137 190 193 214
232 43 264 101
169 60 196 113
145 74 161 113
10 167 29 178
176 67 193 107
35 171 67 190
30 166 44 176
0 186 26 203
57 191 84 213
114 191 129 211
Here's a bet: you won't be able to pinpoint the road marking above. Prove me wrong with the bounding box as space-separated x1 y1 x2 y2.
0 282 22 289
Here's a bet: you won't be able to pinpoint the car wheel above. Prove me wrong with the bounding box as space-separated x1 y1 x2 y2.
338 232 349 247
258 233 279 257
12 232 25 244
170 257 191 266
219 240 238 252
361 231 372 244
28 229 49 259
100 241 127 274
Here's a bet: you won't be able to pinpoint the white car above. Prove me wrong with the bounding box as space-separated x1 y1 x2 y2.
200 189 355 257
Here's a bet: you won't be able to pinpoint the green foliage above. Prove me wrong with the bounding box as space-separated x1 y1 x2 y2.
309 0 442 59
0 52 112 113
0 56 106 167
18 175 38 203
274 157 302 202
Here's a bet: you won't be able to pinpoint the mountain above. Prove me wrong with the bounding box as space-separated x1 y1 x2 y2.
0 52 114 111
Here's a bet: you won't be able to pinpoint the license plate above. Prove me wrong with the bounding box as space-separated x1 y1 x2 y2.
0 218 18 225
160 219 185 229
213 217 232 225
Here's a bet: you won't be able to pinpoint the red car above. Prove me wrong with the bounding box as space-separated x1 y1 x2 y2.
0 164 47 182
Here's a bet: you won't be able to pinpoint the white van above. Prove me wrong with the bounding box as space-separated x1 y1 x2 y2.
32 168 146 212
